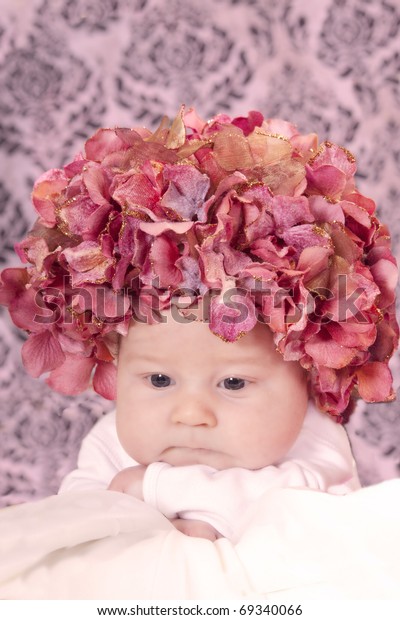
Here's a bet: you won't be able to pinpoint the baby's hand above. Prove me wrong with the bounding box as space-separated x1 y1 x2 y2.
170 517 221 541
108 465 146 500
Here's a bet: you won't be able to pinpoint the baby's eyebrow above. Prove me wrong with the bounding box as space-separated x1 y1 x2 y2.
124 353 165 365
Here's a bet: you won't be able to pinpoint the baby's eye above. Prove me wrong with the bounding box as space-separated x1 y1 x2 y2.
221 377 246 391
149 374 173 388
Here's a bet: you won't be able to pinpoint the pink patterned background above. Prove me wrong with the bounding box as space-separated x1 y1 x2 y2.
0 0 399 508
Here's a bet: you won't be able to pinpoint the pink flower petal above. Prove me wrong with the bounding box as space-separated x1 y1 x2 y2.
356 362 395 402
71 285 130 319
85 128 128 162
0 267 29 307
111 172 160 210
197 248 226 288
308 195 345 225
47 354 95 395
231 110 264 135
282 224 332 258
9 285 51 332
368 319 399 361
297 246 333 288
305 333 358 369
83 164 111 206
210 289 258 341
57 195 111 239
62 241 115 286
326 321 377 349
306 164 347 198
143 236 182 288
21 331 66 377
32 168 69 227
183 107 207 133
93 361 117 400
160 164 210 220
370 258 398 308
272 195 314 231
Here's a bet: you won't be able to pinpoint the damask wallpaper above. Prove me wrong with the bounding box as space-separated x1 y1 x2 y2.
0 0 399 508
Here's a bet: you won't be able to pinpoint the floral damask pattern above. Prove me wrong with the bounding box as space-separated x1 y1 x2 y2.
0 0 399 507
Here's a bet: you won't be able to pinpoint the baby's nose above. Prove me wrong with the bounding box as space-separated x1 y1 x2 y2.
170 395 217 427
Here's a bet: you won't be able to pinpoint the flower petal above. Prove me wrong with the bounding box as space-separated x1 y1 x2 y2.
272 195 314 231
62 241 114 286
93 361 117 400
210 289 257 341
160 164 210 220
356 362 395 402
47 354 95 395
21 331 66 377
305 333 358 369
32 168 69 227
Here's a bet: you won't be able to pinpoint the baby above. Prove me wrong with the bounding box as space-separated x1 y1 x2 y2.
60 306 360 541
1 106 398 541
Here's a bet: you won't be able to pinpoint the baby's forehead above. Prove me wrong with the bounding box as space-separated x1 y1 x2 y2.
120 312 276 361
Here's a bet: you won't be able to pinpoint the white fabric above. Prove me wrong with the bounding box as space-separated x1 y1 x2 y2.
60 403 360 539
1 482 400 599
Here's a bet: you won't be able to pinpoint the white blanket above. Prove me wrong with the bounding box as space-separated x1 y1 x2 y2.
1 481 400 599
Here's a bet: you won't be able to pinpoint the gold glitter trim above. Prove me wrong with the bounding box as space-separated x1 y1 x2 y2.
210 329 247 343
323 195 339 204
339 145 356 164
123 206 152 221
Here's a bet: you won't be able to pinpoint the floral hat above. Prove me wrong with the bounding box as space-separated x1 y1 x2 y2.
0 107 398 422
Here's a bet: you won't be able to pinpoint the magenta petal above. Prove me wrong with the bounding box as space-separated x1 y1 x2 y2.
93 361 117 400
356 362 395 402
197 248 226 288
231 110 264 135
370 258 398 308
282 224 331 258
62 241 115 285
32 168 69 227
58 195 111 239
72 286 130 319
308 195 345 225
47 354 95 395
148 236 182 288
297 246 332 284
111 172 160 210
305 334 358 369
22 331 66 377
0 267 29 308
161 164 210 220
326 321 377 349
9 285 51 332
85 128 128 162
306 165 347 198
210 290 257 341
83 164 111 206
272 196 314 231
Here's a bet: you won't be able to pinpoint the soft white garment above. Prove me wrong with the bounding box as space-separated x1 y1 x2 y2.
60 402 360 539
3 482 400 599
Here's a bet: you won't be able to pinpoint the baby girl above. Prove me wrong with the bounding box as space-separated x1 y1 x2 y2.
60 307 361 540
1 106 398 540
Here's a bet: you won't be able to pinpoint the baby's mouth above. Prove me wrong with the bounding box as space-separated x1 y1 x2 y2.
160 445 218 463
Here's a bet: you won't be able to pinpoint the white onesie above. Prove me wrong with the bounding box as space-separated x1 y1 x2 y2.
59 402 360 539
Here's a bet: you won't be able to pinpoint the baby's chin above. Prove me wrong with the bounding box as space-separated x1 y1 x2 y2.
157 447 269 470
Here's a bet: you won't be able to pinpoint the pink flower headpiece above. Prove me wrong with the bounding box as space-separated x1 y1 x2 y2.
0 107 398 422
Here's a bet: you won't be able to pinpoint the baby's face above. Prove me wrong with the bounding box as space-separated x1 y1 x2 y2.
116 312 308 470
